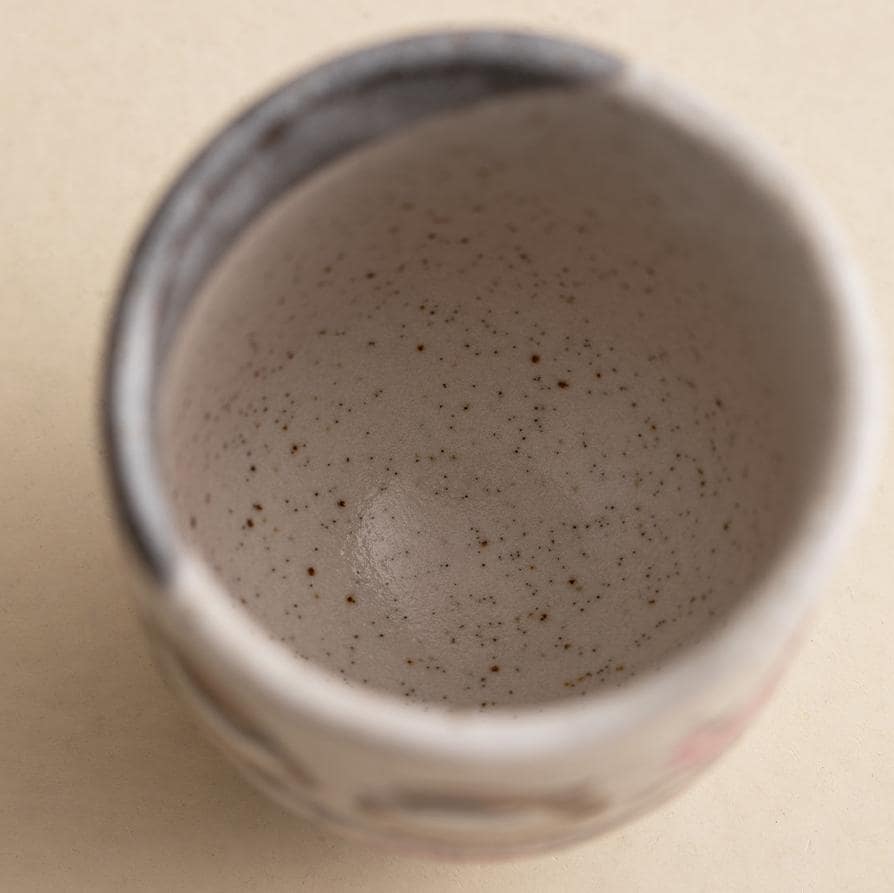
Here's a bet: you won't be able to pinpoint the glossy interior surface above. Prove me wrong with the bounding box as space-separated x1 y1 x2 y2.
159 86 838 709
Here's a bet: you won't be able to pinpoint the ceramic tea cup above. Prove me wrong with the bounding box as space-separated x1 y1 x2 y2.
104 31 882 857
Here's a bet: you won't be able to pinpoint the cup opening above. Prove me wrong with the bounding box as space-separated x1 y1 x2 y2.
106 33 879 747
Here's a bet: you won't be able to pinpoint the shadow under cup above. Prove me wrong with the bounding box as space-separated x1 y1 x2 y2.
107 34 877 856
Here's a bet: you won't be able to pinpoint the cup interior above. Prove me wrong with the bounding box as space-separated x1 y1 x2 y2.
156 80 844 711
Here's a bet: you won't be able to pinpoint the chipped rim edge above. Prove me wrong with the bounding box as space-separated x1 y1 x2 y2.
103 30 885 762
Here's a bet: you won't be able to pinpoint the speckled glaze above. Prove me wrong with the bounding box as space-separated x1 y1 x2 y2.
162 89 811 710
105 33 882 857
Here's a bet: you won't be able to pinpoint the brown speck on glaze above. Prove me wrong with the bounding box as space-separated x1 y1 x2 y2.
161 89 818 711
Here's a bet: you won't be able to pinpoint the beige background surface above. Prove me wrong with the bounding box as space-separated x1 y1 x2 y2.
2 2 893 890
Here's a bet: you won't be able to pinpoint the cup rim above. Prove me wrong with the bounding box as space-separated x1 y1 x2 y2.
104 30 884 760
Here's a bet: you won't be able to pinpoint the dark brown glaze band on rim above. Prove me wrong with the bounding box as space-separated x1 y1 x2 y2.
103 31 622 579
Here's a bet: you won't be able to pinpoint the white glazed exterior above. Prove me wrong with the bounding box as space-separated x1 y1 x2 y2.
105 33 883 857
